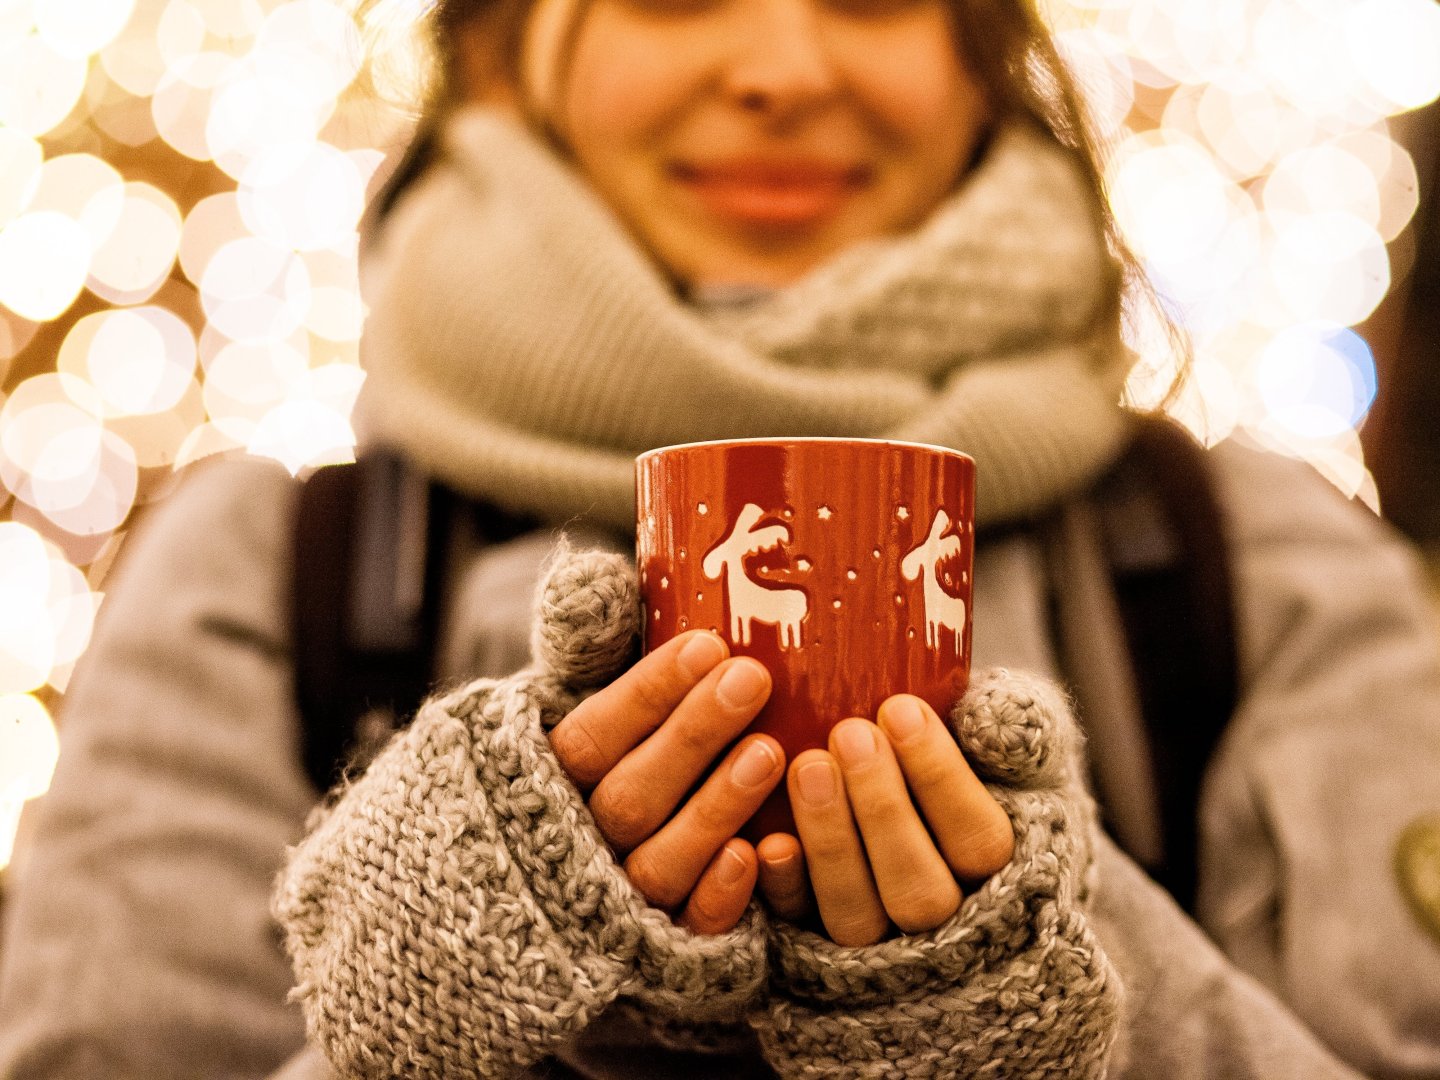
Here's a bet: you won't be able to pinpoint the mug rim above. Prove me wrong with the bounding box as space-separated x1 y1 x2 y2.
636 437 975 464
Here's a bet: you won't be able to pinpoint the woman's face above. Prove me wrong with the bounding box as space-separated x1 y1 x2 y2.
551 0 991 288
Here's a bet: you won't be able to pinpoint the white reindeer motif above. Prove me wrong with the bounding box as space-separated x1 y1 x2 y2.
900 509 967 654
702 503 809 649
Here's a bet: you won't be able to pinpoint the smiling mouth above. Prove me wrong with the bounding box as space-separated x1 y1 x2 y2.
670 162 872 229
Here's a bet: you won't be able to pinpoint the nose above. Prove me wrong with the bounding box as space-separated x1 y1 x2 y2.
721 0 838 121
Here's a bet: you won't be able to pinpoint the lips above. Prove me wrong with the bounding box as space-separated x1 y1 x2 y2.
671 160 870 228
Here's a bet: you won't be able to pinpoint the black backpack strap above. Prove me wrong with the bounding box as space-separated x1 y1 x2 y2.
1055 413 1239 911
291 450 451 793
291 453 543 794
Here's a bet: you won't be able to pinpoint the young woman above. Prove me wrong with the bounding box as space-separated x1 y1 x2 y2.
2 0 1438 1076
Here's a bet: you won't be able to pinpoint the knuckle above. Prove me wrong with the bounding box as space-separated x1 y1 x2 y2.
797 832 854 869
888 880 962 934
589 775 658 851
625 848 686 910
630 667 680 717
668 709 732 764
685 790 742 840
826 909 889 948
861 789 914 833
549 716 608 787
683 887 740 936
900 752 955 794
630 673 673 714
763 877 810 921
956 817 1016 878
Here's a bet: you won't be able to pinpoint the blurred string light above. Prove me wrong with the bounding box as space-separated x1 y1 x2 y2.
0 0 1437 870
1043 0 1440 501
0 0 392 870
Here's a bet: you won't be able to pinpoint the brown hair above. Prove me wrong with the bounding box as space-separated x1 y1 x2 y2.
356 0 1189 399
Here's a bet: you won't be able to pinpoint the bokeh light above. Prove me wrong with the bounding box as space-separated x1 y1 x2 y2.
36 0 138 62
87 182 182 304
3 0 1439 870
0 211 92 321
0 128 44 230
0 693 60 869
0 29 90 137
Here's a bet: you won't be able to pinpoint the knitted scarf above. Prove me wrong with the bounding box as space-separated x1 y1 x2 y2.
356 106 1132 531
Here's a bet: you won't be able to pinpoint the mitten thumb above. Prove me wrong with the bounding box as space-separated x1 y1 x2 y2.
531 541 640 690
951 667 1084 790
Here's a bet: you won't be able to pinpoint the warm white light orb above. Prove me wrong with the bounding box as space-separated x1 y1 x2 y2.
239 140 367 252
1256 323 1379 440
205 56 335 178
0 373 107 512
202 337 310 440
1264 145 1382 232
0 211 92 322
27 153 126 253
0 128 43 232
0 524 55 696
1266 211 1391 327
152 51 237 161
303 249 366 342
36 0 137 61
87 182 182 304
248 398 357 475
0 31 90 137
0 695 60 815
201 236 313 344
59 307 198 418
178 192 249 287
1348 0 1440 112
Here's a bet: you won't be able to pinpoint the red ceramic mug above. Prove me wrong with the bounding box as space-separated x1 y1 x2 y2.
635 438 975 839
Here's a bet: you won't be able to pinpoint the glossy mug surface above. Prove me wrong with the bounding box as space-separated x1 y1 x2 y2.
635 438 975 839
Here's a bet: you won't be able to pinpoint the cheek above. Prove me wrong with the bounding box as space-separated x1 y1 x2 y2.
848 38 985 150
563 26 689 155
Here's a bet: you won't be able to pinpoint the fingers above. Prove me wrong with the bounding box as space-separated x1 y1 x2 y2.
829 720 962 934
549 630 730 790
756 833 812 922
623 733 784 908
677 839 758 936
790 705 1009 945
788 750 889 946
590 655 772 851
877 696 1015 881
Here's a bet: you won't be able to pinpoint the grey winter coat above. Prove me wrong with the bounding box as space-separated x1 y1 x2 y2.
0 437 1437 1078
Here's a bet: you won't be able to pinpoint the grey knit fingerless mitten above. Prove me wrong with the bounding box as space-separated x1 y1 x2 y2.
273 549 766 1079
274 548 1121 1079
754 669 1122 1078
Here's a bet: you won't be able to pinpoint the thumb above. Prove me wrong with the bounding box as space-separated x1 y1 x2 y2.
950 668 1083 790
531 541 640 689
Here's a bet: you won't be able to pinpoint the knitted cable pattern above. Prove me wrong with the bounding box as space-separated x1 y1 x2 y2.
273 549 766 1079
753 669 1122 1079
275 549 1120 1078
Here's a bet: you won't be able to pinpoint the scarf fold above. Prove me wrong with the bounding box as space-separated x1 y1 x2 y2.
357 107 1133 531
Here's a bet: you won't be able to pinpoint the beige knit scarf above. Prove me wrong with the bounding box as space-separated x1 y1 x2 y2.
356 106 1133 531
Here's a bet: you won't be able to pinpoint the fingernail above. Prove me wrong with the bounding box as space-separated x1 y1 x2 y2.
763 851 797 872
716 660 768 710
731 739 779 788
677 632 725 680
883 697 927 742
796 760 836 805
717 845 748 885
832 721 876 766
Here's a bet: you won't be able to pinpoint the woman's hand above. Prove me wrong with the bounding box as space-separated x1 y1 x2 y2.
548 630 784 935
756 695 1015 947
